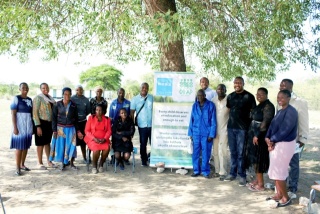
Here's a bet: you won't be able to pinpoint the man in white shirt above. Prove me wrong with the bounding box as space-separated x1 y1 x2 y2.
212 84 229 181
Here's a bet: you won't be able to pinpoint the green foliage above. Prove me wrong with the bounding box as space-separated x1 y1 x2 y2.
79 64 122 90
122 79 140 99
0 0 318 81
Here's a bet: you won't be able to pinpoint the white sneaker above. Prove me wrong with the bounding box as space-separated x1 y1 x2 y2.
288 191 297 199
92 168 98 174
98 167 104 173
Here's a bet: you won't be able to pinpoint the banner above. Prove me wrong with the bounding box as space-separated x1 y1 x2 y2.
150 72 196 168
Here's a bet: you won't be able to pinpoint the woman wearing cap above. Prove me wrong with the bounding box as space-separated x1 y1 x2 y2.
33 83 56 170
49 87 83 170
84 104 112 174
90 86 108 116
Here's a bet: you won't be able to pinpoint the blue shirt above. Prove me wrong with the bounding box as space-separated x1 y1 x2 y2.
130 94 153 128
266 105 298 143
109 98 131 124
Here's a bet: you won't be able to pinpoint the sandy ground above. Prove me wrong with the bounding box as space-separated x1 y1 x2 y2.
0 99 319 214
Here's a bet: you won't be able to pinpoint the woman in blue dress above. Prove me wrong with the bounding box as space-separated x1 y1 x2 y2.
10 82 33 176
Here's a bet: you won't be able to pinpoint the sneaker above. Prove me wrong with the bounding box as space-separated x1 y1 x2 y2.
98 167 104 173
239 177 247 186
219 175 226 181
203 174 210 179
92 168 98 174
288 191 297 199
224 175 236 181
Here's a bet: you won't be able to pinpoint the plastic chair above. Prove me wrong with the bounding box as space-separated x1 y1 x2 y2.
308 182 320 214
114 147 136 173
0 193 6 214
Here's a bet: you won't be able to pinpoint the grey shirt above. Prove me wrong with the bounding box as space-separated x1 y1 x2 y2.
71 95 91 122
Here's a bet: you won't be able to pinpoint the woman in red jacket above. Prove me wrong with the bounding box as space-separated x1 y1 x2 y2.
84 104 112 174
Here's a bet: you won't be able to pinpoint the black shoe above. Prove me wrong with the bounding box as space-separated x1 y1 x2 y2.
203 174 211 179
124 160 130 165
141 162 148 167
191 173 200 177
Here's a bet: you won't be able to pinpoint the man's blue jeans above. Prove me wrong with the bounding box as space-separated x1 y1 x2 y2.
288 152 299 193
227 128 246 178
138 127 152 164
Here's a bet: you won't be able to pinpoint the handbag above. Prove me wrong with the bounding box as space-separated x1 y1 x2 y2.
134 96 148 127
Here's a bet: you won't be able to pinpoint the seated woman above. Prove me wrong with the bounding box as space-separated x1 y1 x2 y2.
84 104 112 174
265 89 298 207
112 108 135 170
50 87 83 170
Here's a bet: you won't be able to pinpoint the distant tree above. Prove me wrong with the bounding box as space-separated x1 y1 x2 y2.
80 64 122 91
123 79 140 99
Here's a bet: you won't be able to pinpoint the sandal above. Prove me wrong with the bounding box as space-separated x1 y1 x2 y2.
37 164 47 170
20 166 31 171
15 170 22 176
60 164 66 171
248 184 265 192
277 199 292 207
47 162 57 168
70 165 78 170
266 196 280 202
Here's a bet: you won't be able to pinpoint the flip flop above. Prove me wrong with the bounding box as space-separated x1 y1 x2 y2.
266 196 280 202
15 171 22 176
248 184 265 192
20 166 31 171
277 199 292 207
47 163 57 168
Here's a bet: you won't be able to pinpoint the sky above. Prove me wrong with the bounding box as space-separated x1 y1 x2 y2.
1 52 319 87
0 52 152 86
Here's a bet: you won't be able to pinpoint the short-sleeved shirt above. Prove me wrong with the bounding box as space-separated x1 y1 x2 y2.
226 90 256 130
130 94 153 128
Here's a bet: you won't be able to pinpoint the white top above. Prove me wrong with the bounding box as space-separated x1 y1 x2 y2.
212 95 229 136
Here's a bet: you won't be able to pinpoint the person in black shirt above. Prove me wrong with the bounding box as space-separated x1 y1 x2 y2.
224 77 256 187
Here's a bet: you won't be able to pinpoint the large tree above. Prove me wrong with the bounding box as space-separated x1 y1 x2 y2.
80 64 122 90
0 0 319 81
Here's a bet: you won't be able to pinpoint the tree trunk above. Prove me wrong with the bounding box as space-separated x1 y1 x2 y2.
144 0 186 72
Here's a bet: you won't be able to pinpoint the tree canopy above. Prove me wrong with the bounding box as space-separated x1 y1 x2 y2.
0 0 319 81
79 64 122 90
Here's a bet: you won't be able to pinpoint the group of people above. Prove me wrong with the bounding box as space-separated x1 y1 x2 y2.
10 82 153 175
188 77 308 208
10 76 308 208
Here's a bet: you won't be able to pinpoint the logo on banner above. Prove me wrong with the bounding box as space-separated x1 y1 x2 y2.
157 78 173 96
